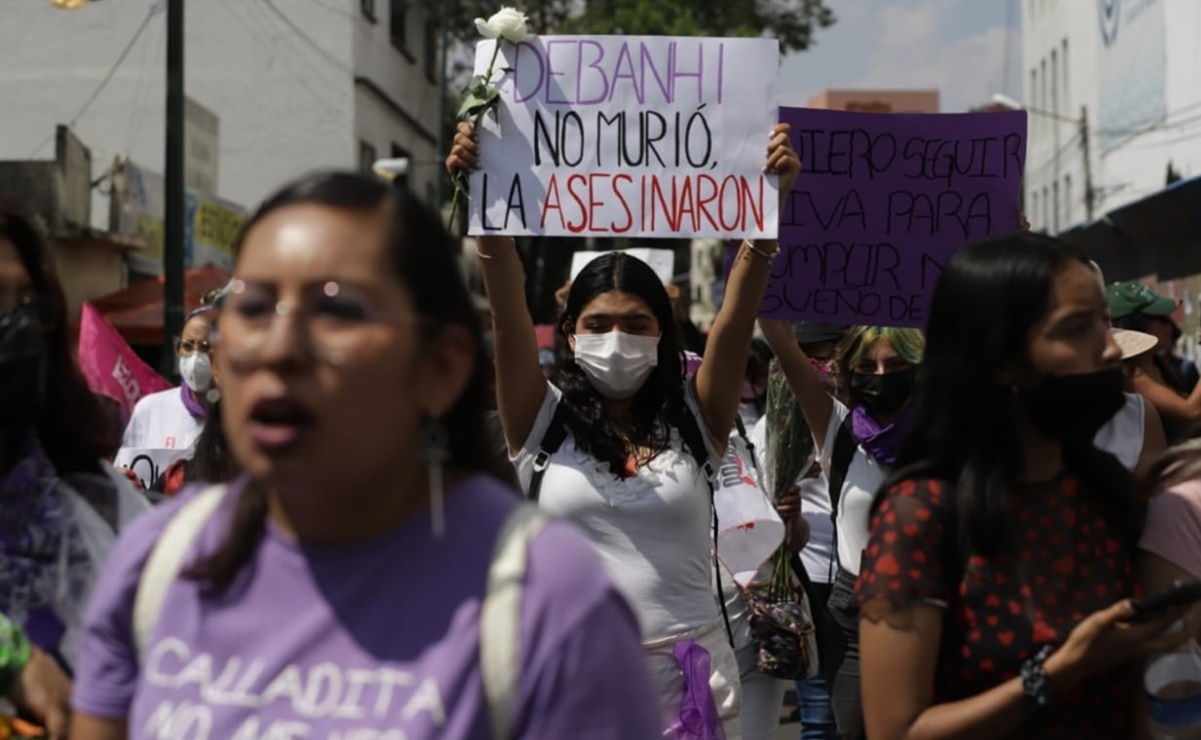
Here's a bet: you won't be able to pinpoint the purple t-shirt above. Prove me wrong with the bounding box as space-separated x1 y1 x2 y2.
73 475 660 739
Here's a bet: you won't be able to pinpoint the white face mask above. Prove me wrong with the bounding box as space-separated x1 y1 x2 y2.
179 352 213 393
573 330 660 400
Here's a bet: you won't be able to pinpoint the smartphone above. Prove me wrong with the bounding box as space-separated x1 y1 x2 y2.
1130 581 1201 624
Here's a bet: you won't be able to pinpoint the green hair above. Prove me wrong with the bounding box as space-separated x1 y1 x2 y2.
835 326 926 403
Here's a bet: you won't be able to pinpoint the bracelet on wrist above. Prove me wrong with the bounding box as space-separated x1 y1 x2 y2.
1020 644 1056 710
742 240 778 263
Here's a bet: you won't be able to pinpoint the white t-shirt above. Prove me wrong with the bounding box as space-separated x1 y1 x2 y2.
750 416 836 585
1094 392 1144 471
119 387 203 451
513 382 720 641
820 399 889 576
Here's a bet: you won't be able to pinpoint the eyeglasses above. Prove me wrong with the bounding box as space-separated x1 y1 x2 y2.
176 338 213 356
216 278 423 367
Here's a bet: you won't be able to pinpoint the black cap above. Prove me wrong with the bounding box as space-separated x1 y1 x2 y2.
793 322 848 345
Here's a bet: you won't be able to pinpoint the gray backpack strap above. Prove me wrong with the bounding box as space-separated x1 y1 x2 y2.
132 484 227 660
480 504 549 740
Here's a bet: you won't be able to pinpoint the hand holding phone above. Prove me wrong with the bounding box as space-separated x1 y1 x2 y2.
1129 581 1201 624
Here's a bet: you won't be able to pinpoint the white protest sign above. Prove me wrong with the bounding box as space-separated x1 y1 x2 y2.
570 248 675 285
469 36 780 239
114 447 192 490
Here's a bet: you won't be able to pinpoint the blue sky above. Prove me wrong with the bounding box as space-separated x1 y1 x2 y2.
780 0 1022 112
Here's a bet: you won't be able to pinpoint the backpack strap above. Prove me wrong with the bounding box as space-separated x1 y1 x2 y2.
132 484 227 660
734 414 761 477
674 402 737 649
479 504 549 740
826 416 857 522
527 403 573 502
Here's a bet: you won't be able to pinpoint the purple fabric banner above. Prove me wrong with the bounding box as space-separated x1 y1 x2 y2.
759 107 1027 327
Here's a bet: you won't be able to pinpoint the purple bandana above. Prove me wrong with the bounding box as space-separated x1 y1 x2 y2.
850 405 912 468
180 384 207 420
668 639 725 740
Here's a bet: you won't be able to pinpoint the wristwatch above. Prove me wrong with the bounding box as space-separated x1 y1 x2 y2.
1020 644 1056 709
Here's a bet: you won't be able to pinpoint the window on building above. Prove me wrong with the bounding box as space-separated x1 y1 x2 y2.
1032 191 1040 229
360 0 375 21
359 140 377 176
1052 180 1060 233
1042 186 1050 230
424 17 438 82
1062 39 1070 112
1064 174 1073 227
390 0 408 52
1040 58 1047 121
390 143 410 190
1051 49 1058 116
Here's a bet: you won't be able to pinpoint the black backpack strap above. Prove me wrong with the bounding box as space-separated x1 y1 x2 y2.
675 402 736 648
824 416 857 580
527 402 573 503
733 414 761 477
826 416 857 521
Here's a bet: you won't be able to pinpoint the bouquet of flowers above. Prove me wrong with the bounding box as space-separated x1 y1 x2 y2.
745 358 818 679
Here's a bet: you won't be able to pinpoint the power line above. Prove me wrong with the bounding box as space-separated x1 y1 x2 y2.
124 2 166 157
28 3 161 159
216 0 343 117
258 0 351 74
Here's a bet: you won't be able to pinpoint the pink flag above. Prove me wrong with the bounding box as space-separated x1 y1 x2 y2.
78 302 172 417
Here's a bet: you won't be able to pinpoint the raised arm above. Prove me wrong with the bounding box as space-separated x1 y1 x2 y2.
695 124 800 451
758 318 836 453
1131 361 1201 424
446 123 547 455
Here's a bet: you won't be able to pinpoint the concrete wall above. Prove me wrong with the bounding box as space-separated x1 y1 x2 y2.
807 89 940 113
0 0 435 221
54 239 127 321
1022 0 1201 233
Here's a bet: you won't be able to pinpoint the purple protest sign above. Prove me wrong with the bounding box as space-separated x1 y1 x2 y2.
758 107 1027 327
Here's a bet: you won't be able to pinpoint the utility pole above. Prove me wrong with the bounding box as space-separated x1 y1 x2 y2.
162 0 185 375
1080 104 1095 222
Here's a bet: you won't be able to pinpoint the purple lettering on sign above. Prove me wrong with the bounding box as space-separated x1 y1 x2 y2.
505 38 726 107
752 107 1027 328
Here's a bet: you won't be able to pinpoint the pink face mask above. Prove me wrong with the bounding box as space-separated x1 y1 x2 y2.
810 358 838 395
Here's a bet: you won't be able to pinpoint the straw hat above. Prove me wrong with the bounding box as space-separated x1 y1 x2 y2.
1113 328 1158 360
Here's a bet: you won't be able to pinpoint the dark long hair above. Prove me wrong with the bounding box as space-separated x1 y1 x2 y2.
885 232 1138 558
554 252 687 472
0 201 110 474
189 172 497 590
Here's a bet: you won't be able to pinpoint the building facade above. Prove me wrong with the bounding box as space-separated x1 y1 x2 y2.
0 0 441 223
1022 0 1201 234
806 88 940 113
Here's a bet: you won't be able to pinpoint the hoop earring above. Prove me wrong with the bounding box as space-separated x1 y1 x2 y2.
420 417 451 538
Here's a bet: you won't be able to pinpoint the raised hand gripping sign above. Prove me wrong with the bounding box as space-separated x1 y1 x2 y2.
760 107 1028 327
468 36 780 240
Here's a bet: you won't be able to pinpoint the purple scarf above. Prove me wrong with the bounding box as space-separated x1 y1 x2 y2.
850 405 912 468
180 384 207 420
668 639 725 739
0 434 92 654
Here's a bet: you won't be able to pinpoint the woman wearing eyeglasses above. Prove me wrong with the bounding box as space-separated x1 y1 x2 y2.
119 304 216 453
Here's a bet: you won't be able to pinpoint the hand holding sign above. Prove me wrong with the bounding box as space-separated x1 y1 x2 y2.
759 107 1027 327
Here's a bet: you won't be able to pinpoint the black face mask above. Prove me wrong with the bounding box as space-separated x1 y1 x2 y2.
851 366 917 417
1019 367 1126 444
0 307 47 428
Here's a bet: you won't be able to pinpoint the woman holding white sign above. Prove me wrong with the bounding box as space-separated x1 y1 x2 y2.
448 121 800 737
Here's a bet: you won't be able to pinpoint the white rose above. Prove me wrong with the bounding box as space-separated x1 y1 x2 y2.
474 6 530 43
